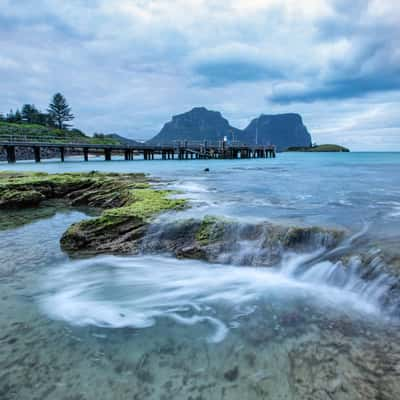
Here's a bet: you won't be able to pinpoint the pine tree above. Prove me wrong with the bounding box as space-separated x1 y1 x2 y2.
14 109 22 123
21 104 40 124
47 93 74 129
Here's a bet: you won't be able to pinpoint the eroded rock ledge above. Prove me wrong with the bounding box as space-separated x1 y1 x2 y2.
142 216 345 265
0 171 347 258
0 171 186 254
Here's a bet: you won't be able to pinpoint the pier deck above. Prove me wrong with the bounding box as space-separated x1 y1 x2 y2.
0 137 276 163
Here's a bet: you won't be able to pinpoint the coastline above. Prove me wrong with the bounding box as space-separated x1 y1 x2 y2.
1 170 400 313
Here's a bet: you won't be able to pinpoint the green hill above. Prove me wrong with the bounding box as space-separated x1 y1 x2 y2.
0 122 118 145
286 144 350 152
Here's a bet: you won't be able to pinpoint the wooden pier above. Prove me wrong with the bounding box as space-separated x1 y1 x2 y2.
0 137 276 163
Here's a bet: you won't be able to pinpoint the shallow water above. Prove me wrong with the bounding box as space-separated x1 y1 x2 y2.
1 152 400 399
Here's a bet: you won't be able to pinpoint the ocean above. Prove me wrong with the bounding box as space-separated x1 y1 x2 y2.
1 152 400 399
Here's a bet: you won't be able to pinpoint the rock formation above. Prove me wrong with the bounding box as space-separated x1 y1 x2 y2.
147 107 242 145
242 113 312 151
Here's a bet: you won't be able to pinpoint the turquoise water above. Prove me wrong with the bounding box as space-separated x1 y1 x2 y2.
1 152 400 399
4 152 400 235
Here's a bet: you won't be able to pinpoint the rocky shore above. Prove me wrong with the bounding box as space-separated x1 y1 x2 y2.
0 171 185 253
1 171 400 313
0 171 345 257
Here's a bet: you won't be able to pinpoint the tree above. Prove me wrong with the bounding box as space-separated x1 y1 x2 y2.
21 104 40 124
14 109 22 122
47 93 74 129
6 109 16 122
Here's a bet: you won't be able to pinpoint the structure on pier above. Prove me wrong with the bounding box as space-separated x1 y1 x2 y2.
0 136 276 163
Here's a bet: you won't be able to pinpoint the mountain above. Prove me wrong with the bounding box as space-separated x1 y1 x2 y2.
242 113 312 151
147 107 242 145
146 108 313 151
102 133 142 146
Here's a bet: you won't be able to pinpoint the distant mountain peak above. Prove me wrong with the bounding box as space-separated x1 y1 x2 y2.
147 108 312 150
243 113 311 150
147 107 240 145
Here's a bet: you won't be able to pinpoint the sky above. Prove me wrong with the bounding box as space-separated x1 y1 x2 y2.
1 0 399 150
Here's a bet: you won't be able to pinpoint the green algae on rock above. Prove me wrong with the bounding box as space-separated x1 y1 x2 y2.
0 171 186 254
195 215 233 245
61 188 186 254
0 188 45 208
0 171 149 209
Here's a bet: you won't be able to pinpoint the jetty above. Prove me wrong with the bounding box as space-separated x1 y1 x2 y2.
0 136 276 163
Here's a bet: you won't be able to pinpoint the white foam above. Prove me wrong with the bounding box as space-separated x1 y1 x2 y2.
39 253 388 342
174 181 211 193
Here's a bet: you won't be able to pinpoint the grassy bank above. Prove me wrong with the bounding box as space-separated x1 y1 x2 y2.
0 122 118 145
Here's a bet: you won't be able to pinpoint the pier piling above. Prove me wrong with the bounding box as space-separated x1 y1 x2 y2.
33 146 41 163
1 138 275 163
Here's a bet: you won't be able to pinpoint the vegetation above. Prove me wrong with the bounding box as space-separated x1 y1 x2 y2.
104 189 186 220
48 93 74 129
286 144 350 152
2 93 71 128
0 93 118 145
0 121 118 145
195 215 230 245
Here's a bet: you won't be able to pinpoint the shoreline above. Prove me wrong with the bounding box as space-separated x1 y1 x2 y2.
1 170 400 315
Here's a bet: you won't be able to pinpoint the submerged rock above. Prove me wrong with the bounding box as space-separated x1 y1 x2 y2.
143 216 346 266
224 366 239 381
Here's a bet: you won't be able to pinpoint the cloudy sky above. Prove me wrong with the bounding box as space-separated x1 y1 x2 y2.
1 0 399 150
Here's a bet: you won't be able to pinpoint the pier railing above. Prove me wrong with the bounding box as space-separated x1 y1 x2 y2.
0 133 276 163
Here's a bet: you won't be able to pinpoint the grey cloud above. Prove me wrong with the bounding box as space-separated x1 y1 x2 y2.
268 0 400 104
0 0 399 149
194 60 283 87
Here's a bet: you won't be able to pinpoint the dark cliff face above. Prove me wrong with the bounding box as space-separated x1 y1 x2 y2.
242 113 312 151
147 107 242 145
147 108 312 150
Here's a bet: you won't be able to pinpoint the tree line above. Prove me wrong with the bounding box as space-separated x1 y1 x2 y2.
0 93 75 130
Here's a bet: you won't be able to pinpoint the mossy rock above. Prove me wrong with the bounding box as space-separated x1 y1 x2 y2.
0 171 188 254
60 188 187 254
60 215 147 254
0 171 148 210
283 226 344 249
195 215 232 245
104 189 186 220
0 189 45 208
